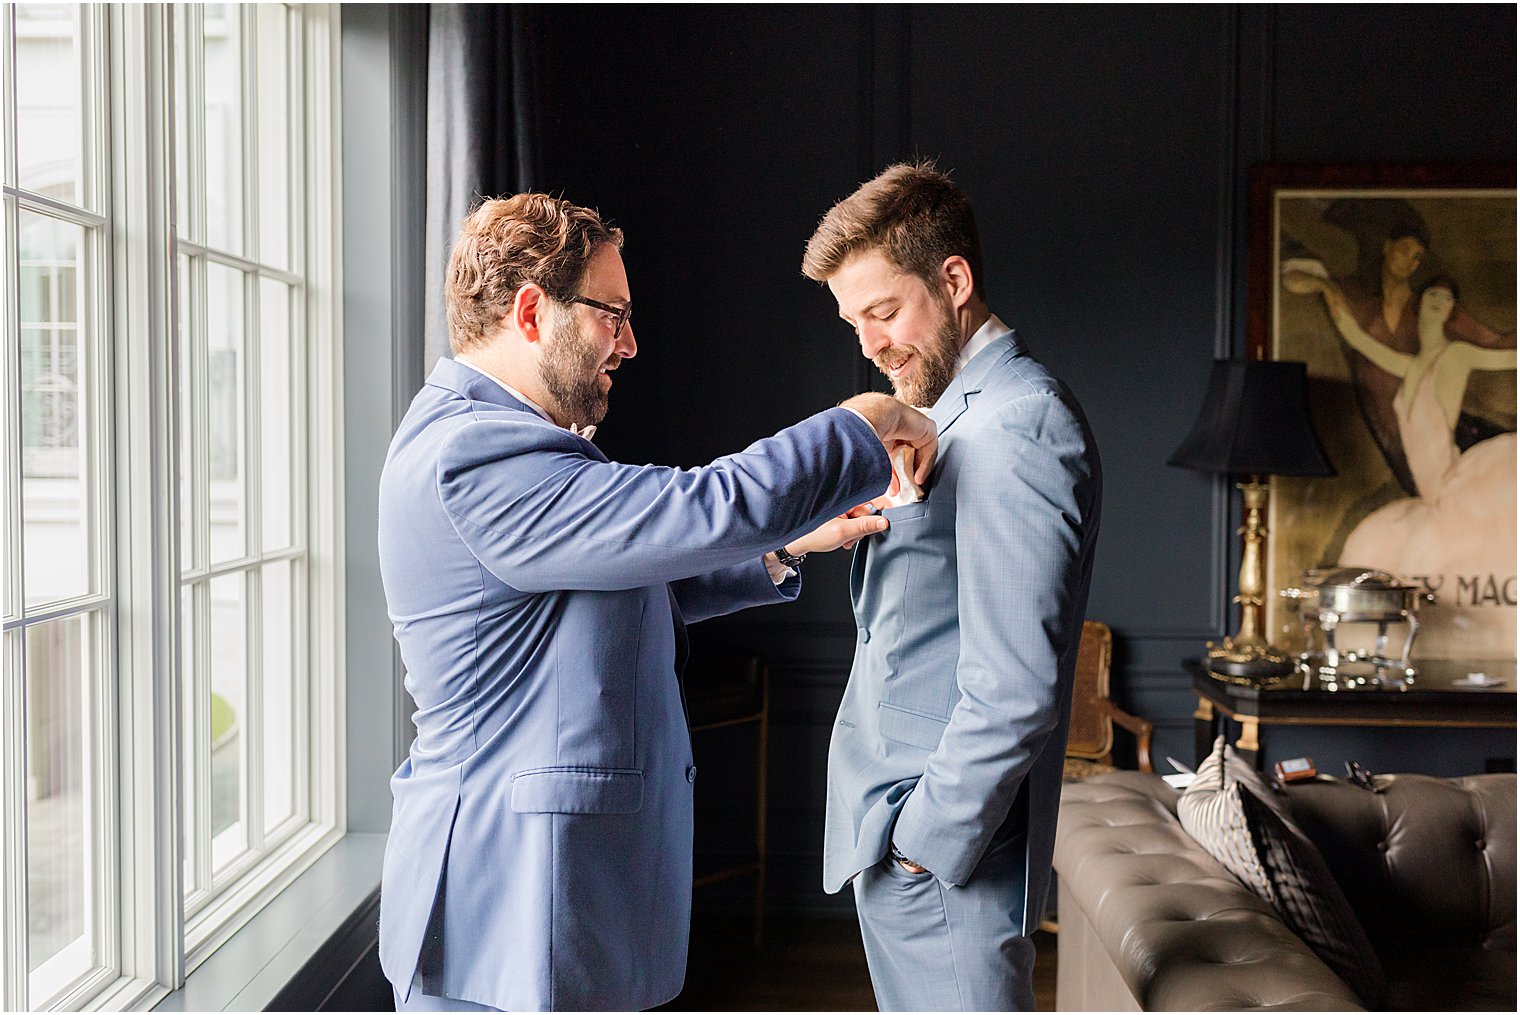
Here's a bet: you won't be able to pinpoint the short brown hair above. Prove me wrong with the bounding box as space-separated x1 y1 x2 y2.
445 193 624 353
802 161 984 297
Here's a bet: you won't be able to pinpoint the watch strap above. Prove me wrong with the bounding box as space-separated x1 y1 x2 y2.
774 546 806 569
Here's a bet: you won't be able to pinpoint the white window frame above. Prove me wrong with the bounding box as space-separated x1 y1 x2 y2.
5 5 117 1011
0 5 345 1011
172 0 345 973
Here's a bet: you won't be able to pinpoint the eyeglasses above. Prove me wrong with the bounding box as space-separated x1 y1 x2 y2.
568 295 632 342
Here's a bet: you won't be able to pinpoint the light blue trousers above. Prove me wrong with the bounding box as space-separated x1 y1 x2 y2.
851 843 1036 1012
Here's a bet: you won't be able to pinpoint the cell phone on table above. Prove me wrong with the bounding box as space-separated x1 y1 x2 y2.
1273 756 1317 783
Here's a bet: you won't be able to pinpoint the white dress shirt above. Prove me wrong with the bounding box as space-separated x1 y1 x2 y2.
956 312 1010 376
455 356 555 422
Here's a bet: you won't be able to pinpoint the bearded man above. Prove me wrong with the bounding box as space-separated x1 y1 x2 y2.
801 163 1103 1011
377 194 938 1011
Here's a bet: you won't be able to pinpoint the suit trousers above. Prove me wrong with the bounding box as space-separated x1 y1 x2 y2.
851 836 1035 1012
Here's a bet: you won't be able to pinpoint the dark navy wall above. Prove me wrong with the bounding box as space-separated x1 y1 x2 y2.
531 3 1517 914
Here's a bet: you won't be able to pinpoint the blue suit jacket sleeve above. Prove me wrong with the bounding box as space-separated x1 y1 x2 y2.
890 392 1097 885
670 557 801 626
436 407 889 594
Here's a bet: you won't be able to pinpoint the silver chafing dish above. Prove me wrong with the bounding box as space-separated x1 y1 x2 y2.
1279 567 1436 689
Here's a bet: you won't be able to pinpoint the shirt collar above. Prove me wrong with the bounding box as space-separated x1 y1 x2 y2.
955 312 1010 377
454 356 555 423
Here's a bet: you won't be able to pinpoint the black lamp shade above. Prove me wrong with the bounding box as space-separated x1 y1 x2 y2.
1168 360 1335 477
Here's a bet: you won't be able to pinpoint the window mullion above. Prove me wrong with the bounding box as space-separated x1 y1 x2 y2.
0 8 20 1004
1 3 18 633
83 2 120 995
301 4 340 835
186 6 211 901
1 2 12 191
242 3 263 847
1 638 25 1015
191 580 211 907
106 0 181 1000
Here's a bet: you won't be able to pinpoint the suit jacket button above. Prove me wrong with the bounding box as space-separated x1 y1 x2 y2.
686 766 697 784
859 628 871 643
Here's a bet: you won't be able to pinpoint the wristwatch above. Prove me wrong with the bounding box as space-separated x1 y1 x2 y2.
889 842 926 872
774 546 807 569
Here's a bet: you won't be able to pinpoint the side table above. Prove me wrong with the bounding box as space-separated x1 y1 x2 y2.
1188 658 1517 770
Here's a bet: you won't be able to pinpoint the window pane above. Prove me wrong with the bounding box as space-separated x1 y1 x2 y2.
16 4 83 205
207 263 246 563
260 279 293 551
209 571 247 870
25 613 99 1003
173 4 194 240
203 4 244 253
19 212 94 606
262 560 294 833
178 254 197 570
255 4 290 269
180 583 203 896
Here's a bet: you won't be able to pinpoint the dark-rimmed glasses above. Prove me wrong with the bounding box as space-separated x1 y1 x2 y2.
568 295 632 341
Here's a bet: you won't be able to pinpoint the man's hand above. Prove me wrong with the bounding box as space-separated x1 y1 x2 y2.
840 393 938 486
890 842 928 874
784 504 887 557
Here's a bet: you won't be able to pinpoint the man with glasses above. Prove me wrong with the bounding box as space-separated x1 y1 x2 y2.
376 193 938 1012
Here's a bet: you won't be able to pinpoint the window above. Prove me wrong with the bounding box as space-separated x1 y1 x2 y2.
173 1 314 933
2 5 342 1010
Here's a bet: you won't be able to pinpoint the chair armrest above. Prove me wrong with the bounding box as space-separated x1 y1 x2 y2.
1095 698 1156 773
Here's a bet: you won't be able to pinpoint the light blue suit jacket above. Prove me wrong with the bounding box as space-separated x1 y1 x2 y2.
823 330 1101 935
377 358 889 1010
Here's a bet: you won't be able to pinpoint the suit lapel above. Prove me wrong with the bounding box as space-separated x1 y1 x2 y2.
931 331 1025 439
929 375 971 437
849 533 870 609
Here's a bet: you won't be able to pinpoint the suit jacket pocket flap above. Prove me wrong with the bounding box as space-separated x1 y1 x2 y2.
510 767 644 814
880 502 930 523
878 702 949 751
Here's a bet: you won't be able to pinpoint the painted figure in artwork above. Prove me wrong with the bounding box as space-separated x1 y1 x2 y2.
1284 215 1514 495
1285 270 1517 646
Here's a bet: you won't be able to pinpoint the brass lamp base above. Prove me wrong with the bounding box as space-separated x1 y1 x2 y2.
1206 478 1295 688
1207 638 1294 686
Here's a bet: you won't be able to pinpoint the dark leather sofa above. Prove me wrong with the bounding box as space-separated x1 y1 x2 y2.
1053 769 1516 1011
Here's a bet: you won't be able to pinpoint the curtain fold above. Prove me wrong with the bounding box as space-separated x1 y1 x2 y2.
424 4 541 371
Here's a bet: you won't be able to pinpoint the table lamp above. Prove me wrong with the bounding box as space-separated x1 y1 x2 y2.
1168 359 1334 684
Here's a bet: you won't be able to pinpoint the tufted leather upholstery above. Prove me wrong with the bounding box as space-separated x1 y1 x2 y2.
1284 774 1516 1011
1054 770 1517 1011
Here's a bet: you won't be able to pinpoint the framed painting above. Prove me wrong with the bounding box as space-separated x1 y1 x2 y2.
1248 165 1517 661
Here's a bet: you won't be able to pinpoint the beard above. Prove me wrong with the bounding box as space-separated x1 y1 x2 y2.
874 302 961 408
538 311 617 427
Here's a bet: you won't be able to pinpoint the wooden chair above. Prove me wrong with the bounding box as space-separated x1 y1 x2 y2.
1043 621 1155 935
1062 620 1154 780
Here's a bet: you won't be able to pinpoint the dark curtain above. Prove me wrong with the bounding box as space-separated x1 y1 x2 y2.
424 4 542 371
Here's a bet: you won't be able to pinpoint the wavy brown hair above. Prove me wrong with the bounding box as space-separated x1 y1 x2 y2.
445 194 624 353
802 161 983 298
